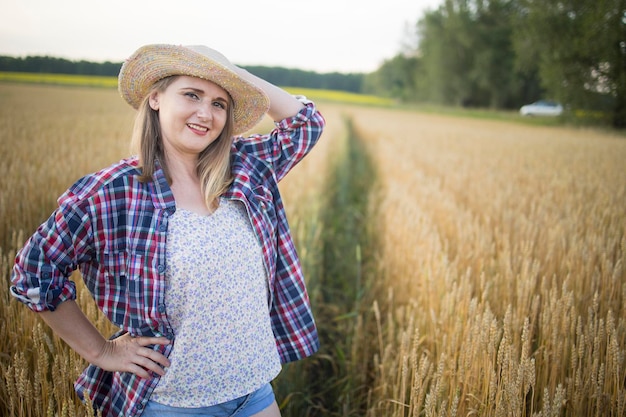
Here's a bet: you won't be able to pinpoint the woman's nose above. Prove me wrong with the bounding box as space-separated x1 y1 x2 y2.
196 103 213 121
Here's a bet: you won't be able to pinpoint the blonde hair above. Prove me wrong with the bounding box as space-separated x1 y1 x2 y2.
131 76 235 210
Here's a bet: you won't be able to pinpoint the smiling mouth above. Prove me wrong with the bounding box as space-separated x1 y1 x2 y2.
187 123 208 132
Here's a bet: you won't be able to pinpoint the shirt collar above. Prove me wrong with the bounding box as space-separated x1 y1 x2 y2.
148 159 176 212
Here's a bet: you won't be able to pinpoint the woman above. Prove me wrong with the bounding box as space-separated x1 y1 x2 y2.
10 44 325 417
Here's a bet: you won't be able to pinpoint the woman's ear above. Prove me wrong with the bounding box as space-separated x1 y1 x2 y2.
149 92 160 111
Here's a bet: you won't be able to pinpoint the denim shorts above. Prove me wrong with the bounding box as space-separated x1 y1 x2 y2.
142 383 276 417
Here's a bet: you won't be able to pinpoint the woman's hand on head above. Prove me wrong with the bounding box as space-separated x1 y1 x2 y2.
94 333 171 379
233 67 304 121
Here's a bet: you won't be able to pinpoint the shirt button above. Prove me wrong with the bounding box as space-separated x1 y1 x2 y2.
166 332 175 340
157 264 165 273
137 402 144 410
158 304 166 313
158 222 167 232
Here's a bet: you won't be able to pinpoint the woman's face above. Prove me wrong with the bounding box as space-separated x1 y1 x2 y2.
149 75 230 159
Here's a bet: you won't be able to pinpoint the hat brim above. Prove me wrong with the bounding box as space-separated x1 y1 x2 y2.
118 44 269 135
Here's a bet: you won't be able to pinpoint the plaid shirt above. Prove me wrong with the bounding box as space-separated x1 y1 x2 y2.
11 102 325 417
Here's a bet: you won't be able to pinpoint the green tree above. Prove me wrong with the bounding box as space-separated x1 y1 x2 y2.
514 0 626 127
363 53 420 101
415 0 532 108
418 1 475 106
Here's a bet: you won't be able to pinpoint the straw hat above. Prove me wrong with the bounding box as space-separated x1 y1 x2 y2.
118 44 270 135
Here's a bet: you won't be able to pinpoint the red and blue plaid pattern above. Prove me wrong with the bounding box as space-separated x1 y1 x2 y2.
11 102 325 417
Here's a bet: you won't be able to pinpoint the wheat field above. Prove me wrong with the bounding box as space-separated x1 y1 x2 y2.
346 108 626 416
1 83 625 416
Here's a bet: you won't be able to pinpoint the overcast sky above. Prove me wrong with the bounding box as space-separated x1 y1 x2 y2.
0 0 442 73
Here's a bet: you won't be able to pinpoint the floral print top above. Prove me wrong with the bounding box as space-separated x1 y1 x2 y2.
150 199 281 406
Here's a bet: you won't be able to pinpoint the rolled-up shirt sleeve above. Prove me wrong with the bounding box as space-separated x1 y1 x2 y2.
271 100 325 181
235 100 326 182
10 190 92 312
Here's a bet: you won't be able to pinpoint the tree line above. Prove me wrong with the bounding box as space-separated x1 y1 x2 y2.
0 55 122 77
0 55 365 94
364 0 625 128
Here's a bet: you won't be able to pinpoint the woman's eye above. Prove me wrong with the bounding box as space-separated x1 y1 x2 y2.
184 92 199 100
213 101 226 110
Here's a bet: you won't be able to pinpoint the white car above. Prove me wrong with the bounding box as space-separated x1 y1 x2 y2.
520 100 563 117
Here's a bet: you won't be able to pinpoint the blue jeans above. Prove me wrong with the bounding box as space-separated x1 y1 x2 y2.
142 383 276 417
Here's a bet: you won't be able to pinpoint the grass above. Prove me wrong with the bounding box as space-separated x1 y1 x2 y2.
401 102 603 129
283 87 395 107
0 71 395 107
0 71 119 88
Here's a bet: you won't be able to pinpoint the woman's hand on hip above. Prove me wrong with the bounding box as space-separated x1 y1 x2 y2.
94 333 171 379
38 300 171 379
